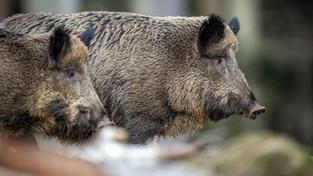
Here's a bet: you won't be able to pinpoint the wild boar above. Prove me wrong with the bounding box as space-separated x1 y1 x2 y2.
2 12 266 143
0 26 108 143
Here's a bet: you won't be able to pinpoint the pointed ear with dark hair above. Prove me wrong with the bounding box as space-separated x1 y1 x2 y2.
197 15 226 57
49 26 71 70
78 27 96 48
229 17 240 35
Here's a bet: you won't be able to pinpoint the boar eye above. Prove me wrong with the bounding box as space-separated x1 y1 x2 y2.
212 57 226 73
216 58 223 65
64 70 77 80
214 57 226 66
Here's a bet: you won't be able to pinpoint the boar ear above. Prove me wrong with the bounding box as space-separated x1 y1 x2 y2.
197 14 225 57
78 26 96 48
49 26 71 70
229 17 240 35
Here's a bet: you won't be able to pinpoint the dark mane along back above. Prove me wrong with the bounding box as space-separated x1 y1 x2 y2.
0 27 23 39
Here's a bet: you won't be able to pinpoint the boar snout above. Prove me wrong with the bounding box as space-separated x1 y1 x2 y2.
239 100 266 119
85 100 112 129
77 102 106 121
244 92 266 119
248 102 266 119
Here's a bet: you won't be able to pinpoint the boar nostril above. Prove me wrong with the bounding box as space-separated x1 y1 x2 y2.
250 104 266 116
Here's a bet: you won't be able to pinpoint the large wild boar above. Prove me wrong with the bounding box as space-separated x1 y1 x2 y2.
2 12 266 143
0 26 108 143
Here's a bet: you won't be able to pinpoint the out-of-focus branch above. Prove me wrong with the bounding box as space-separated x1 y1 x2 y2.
0 137 103 176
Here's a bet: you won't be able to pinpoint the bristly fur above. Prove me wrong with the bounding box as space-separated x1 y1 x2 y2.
49 26 71 70
198 14 226 57
47 99 69 124
0 27 23 38
1 112 41 136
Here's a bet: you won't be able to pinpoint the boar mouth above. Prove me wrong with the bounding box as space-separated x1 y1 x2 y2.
209 106 265 121
239 111 258 119
46 99 101 143
51 114 99 143
206 110 235 122
204 101 265 121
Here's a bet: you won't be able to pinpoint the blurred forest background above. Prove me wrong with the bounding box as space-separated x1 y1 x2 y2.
0 0 312 149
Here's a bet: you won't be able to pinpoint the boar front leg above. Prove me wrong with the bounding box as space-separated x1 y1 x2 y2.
125 103 177 144
126 118 162 144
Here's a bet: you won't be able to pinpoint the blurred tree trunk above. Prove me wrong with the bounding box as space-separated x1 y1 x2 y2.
0 0 10 18
259 0 313 149
0 0 22 18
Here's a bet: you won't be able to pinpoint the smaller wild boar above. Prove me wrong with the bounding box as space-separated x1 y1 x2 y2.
0 26 108 143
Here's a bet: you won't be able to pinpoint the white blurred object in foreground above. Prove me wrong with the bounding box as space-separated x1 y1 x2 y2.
75 127 159 166
70 127 215 176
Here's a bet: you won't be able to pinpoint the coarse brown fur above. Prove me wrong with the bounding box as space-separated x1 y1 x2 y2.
0 26 108 143
2 12 265 143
